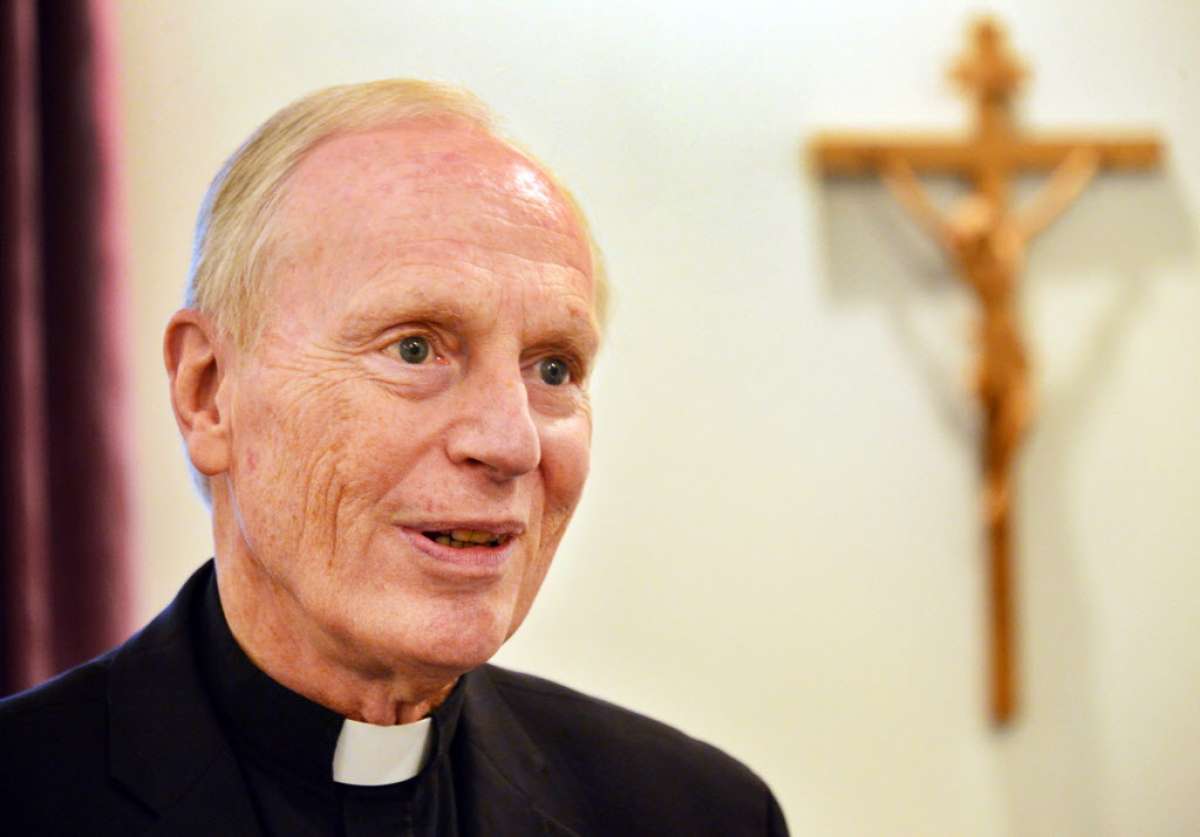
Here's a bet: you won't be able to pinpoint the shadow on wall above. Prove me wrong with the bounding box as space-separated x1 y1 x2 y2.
810 169 1196 836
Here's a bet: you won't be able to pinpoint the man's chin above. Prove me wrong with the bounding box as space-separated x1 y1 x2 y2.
318 583 519 680
355 613 510 679
376 634 504 681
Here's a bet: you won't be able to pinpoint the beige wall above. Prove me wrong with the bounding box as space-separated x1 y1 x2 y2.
116 2 1200 834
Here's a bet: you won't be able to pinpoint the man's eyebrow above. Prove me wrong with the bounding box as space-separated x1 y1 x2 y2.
337 295 601 359
534 324 600 364
338 299 466 342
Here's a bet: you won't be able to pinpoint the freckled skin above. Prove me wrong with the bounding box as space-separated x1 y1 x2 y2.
199 122 599 724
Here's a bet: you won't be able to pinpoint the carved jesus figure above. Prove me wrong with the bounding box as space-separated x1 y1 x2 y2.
883 149 1100 526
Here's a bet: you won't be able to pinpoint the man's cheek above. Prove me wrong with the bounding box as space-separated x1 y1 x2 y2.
543 423 591 503
234 395 345 546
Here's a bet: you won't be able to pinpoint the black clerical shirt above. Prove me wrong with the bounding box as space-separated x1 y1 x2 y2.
196 575 466 837
3 559 789 835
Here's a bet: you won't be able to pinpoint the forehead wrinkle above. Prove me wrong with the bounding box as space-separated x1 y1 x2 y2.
337 233 593 305
377 198 588 274
343 259 591 325
382 228 588 274
411 237 589 278
340 265 491 321
279 201 589 279
346 245 585 292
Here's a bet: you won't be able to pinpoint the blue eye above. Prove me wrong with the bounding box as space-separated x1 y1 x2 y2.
538 357 570 386
396 336 431 364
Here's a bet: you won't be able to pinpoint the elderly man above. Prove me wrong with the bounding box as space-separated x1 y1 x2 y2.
1 80 787 835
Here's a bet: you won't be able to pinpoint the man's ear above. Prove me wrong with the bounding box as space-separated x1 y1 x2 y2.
164 309 232 477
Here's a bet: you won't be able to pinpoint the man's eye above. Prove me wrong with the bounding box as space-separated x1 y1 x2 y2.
395 335 431 364
538 357 571 386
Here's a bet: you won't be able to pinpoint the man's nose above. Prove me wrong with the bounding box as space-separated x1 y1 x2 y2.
444 367 541 480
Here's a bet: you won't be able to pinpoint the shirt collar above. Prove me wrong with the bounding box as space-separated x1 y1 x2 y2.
196 570 465 787
333 715 433 785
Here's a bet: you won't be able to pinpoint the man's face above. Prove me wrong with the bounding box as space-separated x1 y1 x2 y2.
218 122 598 678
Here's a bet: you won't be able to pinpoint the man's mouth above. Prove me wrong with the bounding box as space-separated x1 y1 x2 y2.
421 529 512 550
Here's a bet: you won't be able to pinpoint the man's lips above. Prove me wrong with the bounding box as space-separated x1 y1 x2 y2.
397 523 523 572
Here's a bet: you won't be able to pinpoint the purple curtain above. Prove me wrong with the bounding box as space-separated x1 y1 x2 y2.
1 0 134 696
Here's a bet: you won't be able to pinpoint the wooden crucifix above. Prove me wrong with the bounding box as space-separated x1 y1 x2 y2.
810 18 1163 726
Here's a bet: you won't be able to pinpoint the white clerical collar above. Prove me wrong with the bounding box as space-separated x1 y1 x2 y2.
332 716 434 786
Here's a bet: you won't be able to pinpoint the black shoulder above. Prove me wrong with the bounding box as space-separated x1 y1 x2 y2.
0 649 115 722
0 653 151 833
0 655 114 785
482 664 757 777
479 665 787 835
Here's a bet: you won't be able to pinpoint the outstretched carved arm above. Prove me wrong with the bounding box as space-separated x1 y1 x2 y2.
1013 147 1101 239
881 155 952 248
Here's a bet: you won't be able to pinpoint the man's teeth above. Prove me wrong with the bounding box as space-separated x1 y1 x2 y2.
429 529 505 548
451 529 498 543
